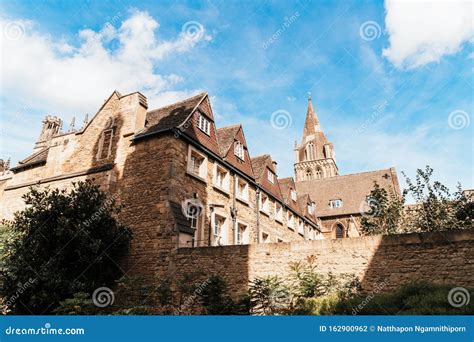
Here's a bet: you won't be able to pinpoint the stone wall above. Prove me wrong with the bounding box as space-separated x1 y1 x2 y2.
175 229 474 296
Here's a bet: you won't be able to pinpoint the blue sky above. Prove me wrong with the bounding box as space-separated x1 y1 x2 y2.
1 0 473 194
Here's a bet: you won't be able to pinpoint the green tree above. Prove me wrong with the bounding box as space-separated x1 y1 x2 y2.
403 166 473 232
0 180 132 314
360 182 404 235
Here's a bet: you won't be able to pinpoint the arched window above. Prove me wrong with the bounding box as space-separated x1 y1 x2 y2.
335 224 344 239
315 167 323 179
305 169 313 180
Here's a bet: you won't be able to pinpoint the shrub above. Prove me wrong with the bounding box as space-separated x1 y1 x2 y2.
0 181 132 314
249 276 289 315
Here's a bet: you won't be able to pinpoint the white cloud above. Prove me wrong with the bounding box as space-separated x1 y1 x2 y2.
383 0 473 69
0 11 211 117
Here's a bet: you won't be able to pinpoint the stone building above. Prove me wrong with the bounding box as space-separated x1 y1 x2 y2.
0 91 323 264
294 97 401 239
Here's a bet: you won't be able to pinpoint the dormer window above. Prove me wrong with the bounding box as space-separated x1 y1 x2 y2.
329 199 343 208
290 189 297 202
308 202 315 215
234 141 245 160
197 113 210 135
267 169 275 183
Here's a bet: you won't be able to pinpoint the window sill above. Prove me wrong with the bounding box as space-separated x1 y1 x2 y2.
186 171 207 184
298 232 305 237
213 184 230 196
288 226 294 231
236 197 249 206
275 218 283 225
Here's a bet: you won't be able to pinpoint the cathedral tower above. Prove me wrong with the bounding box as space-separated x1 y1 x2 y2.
294 96 338 181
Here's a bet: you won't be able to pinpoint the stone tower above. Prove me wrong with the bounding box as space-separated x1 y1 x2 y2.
294 96 338 181
34 115 62 150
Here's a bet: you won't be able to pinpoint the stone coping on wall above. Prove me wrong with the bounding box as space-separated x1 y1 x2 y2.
177 229 474 255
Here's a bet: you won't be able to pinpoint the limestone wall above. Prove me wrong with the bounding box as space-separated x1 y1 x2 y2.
176 229 474 295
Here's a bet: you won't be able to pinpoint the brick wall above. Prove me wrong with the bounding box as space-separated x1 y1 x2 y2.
176 229 474 297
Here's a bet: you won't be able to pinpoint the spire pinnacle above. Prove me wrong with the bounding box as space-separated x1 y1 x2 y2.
303 95 321 137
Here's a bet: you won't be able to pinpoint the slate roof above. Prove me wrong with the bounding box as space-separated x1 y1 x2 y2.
278 177 301 214
216 125 241 157
296 168 400 217
136 92 207 138
251 154 282 201
10 148 49 172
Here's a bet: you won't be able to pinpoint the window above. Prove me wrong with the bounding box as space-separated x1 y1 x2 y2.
267 169 275 183
186 203 199 230
305 169 313 180
298 220 304 235
213 214 227 246
335 224 344 239
234 141 245 160
236 222 248 245
97 129 113 160
236 178 249 201
275 203 283 222
214 164 229 191
187 147 207 180
290 189 297 202
315 168 323 179
287 211 294 229
329 199 343 209
308 202 315 215
260 193 269 213
197 113 210 135
306 142 315 160
261 232 269 243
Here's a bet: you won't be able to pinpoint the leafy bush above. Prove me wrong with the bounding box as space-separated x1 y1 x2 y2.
0 181 132 314
249 276 290 315
200 275 250 315
331 281 474 315
53 292 97 315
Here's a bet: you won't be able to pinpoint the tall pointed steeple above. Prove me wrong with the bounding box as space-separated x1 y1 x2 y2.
303 95 321 137
294 95 339 182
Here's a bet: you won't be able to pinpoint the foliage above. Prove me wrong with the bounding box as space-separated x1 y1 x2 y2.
53 292 97 315
200 275 250 315
402 166 473 232
360 182 405 235
249 276 290 315
331 281 474 315
0 180 132 314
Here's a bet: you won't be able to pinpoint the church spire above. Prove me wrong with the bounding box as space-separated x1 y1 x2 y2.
303 95 321 138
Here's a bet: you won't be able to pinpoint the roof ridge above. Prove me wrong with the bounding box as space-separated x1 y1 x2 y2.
217 124 241 130
299 168 396 182
147 92 207 113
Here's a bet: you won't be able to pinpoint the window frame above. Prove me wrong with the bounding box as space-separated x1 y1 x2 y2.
275 203 283 222
290 189 297 202
187 146 208 181
97 128 114 160
329 199 343 209
267 169 275 183
213 163 230 192
236 177 249 202
197 113 210 135
259 192 269 214
234 141 245 160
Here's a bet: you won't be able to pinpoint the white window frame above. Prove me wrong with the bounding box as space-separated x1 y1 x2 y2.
298 220 304 235
212 212 228 246
234 141 245 160
197 113 210 135
267 169 275 183
259 192 269 214
213 164 229 192
329 199 343 209
290 189 297 202
308 202 315 215
187 146 208 181
236 177 249 202
236 221 249 245
275 203 283 222
287 211 295 230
